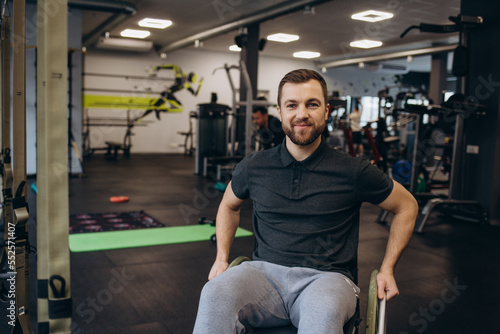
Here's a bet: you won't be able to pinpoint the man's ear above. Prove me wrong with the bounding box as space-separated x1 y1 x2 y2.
325 104 330 121
277 106 282 122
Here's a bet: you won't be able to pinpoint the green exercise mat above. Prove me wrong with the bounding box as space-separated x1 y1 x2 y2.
69 224 253 252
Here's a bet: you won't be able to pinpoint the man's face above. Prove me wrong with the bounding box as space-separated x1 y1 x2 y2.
253 111 268 127
277 79 328 146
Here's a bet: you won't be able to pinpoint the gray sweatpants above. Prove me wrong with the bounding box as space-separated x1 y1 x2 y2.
193 261 360 334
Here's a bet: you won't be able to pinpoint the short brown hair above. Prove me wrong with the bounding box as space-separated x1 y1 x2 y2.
277 69 328 107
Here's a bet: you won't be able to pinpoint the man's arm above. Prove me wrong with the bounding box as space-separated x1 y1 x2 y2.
208 181 246 280
376 180 418 300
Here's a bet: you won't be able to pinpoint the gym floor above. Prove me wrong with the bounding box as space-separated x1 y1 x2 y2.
3 153 500 333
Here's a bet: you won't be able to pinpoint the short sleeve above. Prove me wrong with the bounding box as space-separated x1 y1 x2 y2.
355 159 394 204
230 158 250 200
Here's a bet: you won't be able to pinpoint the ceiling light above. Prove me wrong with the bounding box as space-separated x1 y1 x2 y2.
267 33 299 43
351 10 393 22
293 51 320 59
120 29 150 39
139 18 172 29
350 40 383 49
229 45 241 52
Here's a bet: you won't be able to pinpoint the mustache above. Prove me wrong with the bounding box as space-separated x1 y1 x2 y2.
291 120 313 126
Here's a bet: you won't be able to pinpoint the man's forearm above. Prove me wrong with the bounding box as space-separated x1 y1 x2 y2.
380 207 417 274
214 205 241 263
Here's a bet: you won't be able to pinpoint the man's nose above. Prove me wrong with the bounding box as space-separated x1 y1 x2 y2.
296 104 308 119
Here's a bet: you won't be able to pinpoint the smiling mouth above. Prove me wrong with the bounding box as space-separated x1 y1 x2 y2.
294 123 311 129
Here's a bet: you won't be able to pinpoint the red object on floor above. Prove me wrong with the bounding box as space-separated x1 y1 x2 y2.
110 196 129 203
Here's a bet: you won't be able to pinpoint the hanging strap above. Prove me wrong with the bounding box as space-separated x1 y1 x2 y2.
0 148 12 279
12 0 33 332
37 0 72 333
0 15 12 297
12 181 32 333
36 0 49 331
1 16 10 151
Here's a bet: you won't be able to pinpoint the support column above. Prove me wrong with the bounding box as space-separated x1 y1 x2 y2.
460 0 500 221
237 23 260 154
239 23 259 101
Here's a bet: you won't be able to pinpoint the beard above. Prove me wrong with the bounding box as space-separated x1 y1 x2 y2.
282 119 325 146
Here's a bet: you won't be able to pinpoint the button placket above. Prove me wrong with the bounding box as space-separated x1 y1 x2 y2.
291 162 301 199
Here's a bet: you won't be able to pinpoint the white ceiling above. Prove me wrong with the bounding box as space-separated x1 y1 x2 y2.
81 0 462 72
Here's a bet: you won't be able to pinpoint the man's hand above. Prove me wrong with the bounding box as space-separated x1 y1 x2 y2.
376 270 399 301
208 259 229 281
376 181 418 302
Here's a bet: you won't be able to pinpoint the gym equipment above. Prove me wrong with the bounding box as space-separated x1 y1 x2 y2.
333 98 384 169
10 0 35 331
226 257 387 334
363 121 383 167
104 141 130 159
198 217 216 242
68 225 253 253
213 182 227 192
70 211 164 233
365 270 387 334
36 0 73 331
67 50 85 176
194 102 230 175
374 89 395 173
109 196 130 203
82 109 142 159
391 160 412 185
201 62 273 179
338 119 356 157
176 111 197 156
0 15 13 305
198 217 216 226
400 15 488 233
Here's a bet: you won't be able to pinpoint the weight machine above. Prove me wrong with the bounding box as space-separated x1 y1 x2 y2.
198 61 273 178
386 14 489 232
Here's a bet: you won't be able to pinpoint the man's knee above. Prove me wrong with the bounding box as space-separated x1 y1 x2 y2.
199 269 248 311
199 277 233 306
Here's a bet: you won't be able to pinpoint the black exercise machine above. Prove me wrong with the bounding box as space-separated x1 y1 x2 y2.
391 14 489 232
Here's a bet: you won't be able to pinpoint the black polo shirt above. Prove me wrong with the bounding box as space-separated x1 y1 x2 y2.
231 138 393 281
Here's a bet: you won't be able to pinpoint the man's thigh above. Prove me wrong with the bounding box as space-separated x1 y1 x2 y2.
196 262 291 330
288 271 359 333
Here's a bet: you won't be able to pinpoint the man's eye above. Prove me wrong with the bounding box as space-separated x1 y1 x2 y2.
309 103 319 108
287 104 296 108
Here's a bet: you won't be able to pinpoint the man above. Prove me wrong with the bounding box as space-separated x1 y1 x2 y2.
252 105 285 150
193 69 418 333
349 97 364 156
